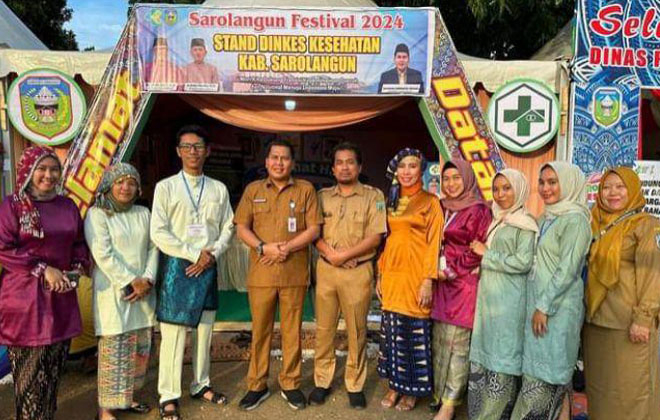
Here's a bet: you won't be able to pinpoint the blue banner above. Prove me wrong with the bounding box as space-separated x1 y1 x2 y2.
571 0 643 173
135 5 434 96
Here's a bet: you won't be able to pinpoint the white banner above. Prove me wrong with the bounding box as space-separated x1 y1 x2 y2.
634 160 660 218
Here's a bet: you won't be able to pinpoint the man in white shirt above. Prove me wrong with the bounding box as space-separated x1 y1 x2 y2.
150 125 234 418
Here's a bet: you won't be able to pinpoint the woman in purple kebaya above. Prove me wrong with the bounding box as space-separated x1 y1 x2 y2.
0 146 90 420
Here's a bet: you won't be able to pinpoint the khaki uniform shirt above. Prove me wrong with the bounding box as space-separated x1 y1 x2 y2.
588 216 660 329
317 183 387 264
234 178 322 288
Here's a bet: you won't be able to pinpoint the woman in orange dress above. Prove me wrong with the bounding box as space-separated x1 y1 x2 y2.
376 148 443 411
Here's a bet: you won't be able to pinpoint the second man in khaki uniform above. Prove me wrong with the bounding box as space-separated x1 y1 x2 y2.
309 142 387 409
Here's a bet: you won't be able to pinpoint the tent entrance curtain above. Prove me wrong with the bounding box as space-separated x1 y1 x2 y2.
182 94 409 132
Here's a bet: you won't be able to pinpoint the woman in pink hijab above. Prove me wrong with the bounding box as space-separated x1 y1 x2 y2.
431 160 492 420
0 146 90 420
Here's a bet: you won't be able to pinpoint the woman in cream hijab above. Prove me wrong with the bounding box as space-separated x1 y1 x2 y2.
583 166 660 420
467 169 538 420
510 162 591 420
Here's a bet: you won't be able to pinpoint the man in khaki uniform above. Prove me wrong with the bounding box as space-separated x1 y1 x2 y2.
234 140 322 411
309 142 386 409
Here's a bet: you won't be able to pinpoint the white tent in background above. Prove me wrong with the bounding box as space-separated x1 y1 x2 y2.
0 1 47 50
532 20 573 61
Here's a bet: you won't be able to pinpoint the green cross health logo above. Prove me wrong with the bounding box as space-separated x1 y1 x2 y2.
487 79 559 154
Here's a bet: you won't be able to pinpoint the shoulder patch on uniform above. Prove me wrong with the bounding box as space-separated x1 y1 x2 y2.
376 201 386 212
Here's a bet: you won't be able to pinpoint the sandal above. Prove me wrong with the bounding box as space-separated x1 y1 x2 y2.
395 395 417 411
380 389 399 408
159 399 181 420
191 385 228 405
120 401 151 414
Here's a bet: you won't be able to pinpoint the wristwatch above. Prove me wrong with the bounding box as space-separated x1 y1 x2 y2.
256 241 265 257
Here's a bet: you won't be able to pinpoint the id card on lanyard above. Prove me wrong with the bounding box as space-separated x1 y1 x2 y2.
288 199 297 233
537 217 557 246
530 217 557 280
182 172 206 237
439 210 459 270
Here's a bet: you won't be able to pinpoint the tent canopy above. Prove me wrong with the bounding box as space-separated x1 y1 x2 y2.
0 1 47 50
532 20 573 60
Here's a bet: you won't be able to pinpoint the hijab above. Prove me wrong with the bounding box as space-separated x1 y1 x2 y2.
385 148 427 211
94 162 142 214
541 161 591 222
12 146 61 238
487 169 538 245
440 159 484 212
586 167 648 318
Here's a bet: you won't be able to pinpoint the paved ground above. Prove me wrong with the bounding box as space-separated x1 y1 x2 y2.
0 356 468 420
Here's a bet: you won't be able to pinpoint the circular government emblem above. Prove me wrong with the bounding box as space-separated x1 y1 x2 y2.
487 79 559 154
7 68 86 146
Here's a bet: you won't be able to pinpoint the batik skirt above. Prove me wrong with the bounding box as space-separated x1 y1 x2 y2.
432 321 472 407
7 340 70 420
468 362 520 420
510 374 570 420
98 328 152 409
377 310 433 397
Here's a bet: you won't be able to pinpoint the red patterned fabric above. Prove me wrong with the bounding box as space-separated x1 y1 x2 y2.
12 146 60 238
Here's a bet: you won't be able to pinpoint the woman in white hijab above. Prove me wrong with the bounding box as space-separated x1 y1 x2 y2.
510 162 592 420
467 169 538 420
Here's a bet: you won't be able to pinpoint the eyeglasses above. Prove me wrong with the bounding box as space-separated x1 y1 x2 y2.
178 143 206 152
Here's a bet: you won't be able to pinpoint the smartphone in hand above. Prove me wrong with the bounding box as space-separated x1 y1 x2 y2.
63 271 81 289
122 284 135 298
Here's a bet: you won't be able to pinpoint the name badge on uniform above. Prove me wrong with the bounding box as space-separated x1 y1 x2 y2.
288 199 297 233
439 255 447 271
187 223 205 238
288 217 297 233
253 198 266 203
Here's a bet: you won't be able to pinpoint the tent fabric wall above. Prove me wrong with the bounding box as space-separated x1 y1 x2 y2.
0 50 110 85
0 2 47 50
183 95 408 132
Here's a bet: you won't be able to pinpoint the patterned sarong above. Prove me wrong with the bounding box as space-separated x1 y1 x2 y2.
157 255 218 327
468 362 520 420
7 341 70 420
377 310 433 397
432 321 472 406
510 374 569 420
98 328 151 409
